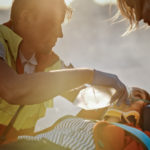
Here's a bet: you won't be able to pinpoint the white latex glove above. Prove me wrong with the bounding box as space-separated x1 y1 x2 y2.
91 70 129 105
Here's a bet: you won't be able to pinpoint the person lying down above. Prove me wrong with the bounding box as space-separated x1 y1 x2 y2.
1 87 149 150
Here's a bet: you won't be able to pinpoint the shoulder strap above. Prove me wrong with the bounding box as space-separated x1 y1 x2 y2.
0 105 24 143
112 122 150 150
4 40 16 70
0 34 24 143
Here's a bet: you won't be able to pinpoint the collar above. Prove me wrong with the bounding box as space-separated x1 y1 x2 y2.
0 23 22 61
19 51 38 66
0 22 60 71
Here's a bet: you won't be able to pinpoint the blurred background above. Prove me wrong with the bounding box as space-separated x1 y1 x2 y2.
0 0 149 130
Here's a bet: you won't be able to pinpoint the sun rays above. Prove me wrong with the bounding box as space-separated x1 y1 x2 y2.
0 0 117 9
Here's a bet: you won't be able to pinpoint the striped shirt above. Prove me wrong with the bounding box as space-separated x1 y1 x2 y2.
19 117 96 150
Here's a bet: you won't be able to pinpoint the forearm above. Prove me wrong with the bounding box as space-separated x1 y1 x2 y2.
61 85 86 102
9 68 93 105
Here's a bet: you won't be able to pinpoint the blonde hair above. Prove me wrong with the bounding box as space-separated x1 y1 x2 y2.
11 0 72 22
116 0 139 34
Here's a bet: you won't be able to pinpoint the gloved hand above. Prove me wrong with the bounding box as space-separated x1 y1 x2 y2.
91 70 129 105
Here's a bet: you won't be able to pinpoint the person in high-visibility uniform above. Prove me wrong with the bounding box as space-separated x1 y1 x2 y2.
0 0 128 144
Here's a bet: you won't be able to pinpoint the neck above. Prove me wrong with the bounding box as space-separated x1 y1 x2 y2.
19 41 35 60
7 21 36 59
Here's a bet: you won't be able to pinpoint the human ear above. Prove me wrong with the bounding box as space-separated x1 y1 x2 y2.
125 0 143 21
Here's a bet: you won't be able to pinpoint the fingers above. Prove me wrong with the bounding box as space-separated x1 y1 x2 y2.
92 70 129 106
116 89 129 106
111 88 123 103
111 92 119 103
111 86 124 103
111 78 129 106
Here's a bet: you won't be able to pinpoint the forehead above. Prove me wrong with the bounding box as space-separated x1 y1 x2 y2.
34 1 65 23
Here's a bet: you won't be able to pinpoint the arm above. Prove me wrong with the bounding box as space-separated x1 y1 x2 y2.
59 61 85 102
0 59 94 105
60 85 86 102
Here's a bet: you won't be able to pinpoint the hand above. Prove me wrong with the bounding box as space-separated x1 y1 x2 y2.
91 70 129 105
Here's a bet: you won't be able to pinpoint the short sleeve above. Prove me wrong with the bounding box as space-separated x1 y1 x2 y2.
0 42 6 60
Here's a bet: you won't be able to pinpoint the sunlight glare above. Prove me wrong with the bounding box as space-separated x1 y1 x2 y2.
75 86 116 110
94 0 116 5
0 0 117 9
0 0 13 9
64 0 74 6
0 0 74 9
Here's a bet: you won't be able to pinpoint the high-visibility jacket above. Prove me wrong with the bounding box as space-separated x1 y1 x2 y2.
0 24 62 131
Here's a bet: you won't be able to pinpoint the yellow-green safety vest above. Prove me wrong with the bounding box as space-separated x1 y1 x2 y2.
0 25 62 131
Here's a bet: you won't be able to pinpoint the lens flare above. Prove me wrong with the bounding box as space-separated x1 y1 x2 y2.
64 0 74 6
94 0 116 5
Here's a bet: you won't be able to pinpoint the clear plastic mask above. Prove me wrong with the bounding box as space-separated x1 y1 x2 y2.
74 85 116 110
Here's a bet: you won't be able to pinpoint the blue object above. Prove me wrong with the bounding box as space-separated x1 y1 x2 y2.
112 122 150 150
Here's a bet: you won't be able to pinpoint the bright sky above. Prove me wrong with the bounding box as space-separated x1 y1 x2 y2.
0 0 72 8
0 0 116 9
94 0 116 4
0 0 13 9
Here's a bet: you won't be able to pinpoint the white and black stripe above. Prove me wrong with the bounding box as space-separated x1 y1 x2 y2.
19 117 96 150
